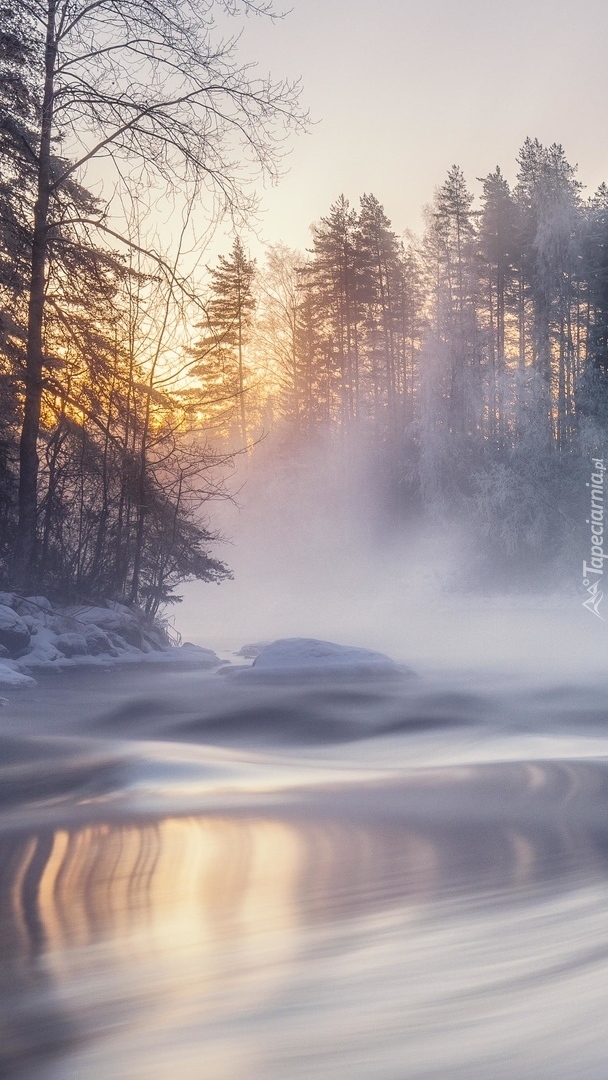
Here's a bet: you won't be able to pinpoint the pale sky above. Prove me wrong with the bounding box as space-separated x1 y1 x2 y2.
215 0 608 255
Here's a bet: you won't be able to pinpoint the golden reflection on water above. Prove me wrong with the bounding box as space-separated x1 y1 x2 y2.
9 816 444 957
2 785 608 1080
1 798 601 977
0 815 440 1058
24 819 306 1000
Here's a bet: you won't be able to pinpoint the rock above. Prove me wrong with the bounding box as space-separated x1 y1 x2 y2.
34 641 63 663
0 592 16 609
82 625 117 656
18 633 63 666
0 644 9 659
107 633 140 654
0 605 31 656
0 662 36 689
235 641 270 659
252 637 401 675
179 643 222 665
14 595 53 618
107 601 133 616
149 642 224 668
143 628 169 651
70 605 144 648
56 632 88 658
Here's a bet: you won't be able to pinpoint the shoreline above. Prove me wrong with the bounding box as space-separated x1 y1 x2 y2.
0 591 226 689
0 645 227 691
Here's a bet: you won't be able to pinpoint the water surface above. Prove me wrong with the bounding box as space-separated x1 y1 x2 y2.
1 664 608 1079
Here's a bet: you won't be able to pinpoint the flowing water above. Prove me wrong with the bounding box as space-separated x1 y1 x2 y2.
1 662 608 1079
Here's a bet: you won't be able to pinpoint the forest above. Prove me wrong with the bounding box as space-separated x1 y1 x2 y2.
2 0 608 611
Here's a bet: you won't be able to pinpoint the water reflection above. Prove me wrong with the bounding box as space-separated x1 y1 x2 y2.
1 792 608 1080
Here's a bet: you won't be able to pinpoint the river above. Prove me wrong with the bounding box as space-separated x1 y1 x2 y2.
1 661 608 1078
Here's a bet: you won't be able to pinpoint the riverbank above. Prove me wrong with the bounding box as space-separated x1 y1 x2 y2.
0 591 223 688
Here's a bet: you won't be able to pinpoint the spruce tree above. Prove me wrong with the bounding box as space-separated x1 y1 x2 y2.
192 238 256 445
478 167 516 446
357 193 401 429
306 196 360 425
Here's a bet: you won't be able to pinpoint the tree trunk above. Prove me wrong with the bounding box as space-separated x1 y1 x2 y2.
16 0 57 585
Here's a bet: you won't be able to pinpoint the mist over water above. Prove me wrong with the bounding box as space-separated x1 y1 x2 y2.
179 433 606 676
3 439 608 1079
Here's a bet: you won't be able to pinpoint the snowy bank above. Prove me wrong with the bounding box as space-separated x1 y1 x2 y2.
0 593 222 689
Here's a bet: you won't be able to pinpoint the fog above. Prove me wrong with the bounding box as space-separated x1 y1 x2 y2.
5 443 608 1080
178 435 606 677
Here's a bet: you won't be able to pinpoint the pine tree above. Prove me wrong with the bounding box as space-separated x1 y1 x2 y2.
357 193 402 431
425 165 479 440
192 238 256 445
305 196 361 425
478 167 516 445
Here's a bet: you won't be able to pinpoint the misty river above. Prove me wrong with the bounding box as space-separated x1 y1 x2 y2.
2 658 608 1079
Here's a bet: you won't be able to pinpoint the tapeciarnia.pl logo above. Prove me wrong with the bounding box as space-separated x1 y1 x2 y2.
582 458 606 619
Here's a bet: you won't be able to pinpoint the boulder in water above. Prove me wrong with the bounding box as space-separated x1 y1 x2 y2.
251 637 406 675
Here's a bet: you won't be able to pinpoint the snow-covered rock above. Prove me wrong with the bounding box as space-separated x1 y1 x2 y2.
143 628 169 652
0 605 31 656
251 637 401 674
55 632 88 657
108 634 141 655
179 642 222 664
68 605 144 647
0 661 36 689
81 625 117 656
0 590 221 688
14 595 53 618
18 626 63 666
235 641 271 659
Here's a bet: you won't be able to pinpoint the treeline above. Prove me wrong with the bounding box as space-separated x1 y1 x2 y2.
0 0 302 609
197 141 608 583
2 0 605 610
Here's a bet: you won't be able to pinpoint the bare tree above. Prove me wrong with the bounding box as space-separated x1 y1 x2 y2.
6 0 305 582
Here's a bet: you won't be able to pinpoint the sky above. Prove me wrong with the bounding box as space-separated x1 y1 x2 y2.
210 0 608 256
